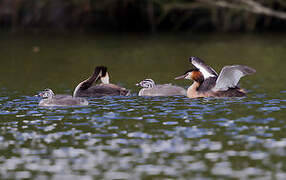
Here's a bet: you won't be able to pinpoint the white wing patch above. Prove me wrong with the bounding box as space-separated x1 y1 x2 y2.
190 57 218 79
193 61 216 78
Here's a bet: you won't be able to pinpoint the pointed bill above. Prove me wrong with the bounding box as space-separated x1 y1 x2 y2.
175 74 187 80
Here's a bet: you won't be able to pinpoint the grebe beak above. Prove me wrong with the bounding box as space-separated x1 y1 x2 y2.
35 92 43 97
135 83 140 86
175 74 187 80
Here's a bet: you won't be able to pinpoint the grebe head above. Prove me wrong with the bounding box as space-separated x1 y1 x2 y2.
38 89 55 99
175 68 204 83
94 66 110 84
136 79 155 88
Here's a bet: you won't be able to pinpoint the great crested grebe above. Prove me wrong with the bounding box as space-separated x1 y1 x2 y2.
136 79 186 96
37 89 88 106
73 66 130 97
175 56 256 98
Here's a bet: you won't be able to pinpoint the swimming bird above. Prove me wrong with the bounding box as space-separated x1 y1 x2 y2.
136 79 186 96
73 66 130 97
37 89 88 106
175 56 256 98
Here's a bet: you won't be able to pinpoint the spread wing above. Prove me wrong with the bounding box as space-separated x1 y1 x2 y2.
189 57 218 78
212 65 256 91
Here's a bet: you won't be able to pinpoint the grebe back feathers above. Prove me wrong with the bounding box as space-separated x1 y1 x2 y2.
136 79 186 96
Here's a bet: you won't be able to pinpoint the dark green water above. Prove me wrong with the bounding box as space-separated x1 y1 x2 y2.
0 33 286 179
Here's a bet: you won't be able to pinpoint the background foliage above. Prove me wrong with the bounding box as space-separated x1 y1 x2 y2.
1 0 286 33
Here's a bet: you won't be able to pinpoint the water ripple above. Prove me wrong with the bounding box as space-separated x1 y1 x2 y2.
0 91 285 179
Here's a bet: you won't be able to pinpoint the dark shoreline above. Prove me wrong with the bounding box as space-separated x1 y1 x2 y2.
1 0 286 34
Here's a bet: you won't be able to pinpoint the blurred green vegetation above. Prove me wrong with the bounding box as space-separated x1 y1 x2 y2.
0 0 286 33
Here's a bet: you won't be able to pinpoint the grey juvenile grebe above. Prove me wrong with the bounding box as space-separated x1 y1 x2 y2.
37 89 88 106
136 79 186 96
175 57 256 98
73 66 130 97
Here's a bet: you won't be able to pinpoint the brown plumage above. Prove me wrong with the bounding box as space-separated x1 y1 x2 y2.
191 70 204 83
175 57 256 98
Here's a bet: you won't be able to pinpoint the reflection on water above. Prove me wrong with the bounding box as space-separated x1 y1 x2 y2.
1 91 285 179
0 33 286 179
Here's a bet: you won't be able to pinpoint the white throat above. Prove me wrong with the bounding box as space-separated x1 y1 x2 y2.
101 72 110 84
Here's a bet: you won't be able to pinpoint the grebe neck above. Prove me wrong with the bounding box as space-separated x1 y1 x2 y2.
187 81 201 98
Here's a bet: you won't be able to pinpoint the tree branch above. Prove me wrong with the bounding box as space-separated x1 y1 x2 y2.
199 0 286 20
